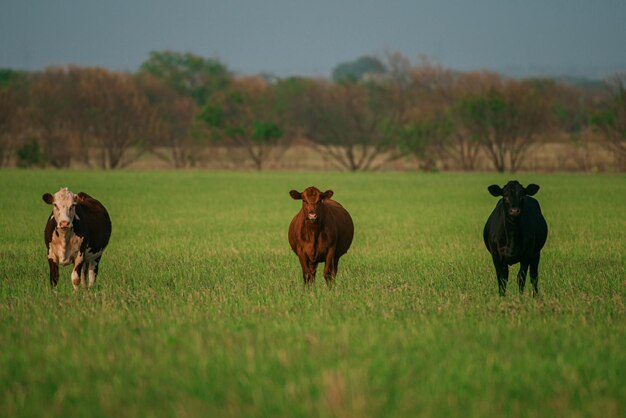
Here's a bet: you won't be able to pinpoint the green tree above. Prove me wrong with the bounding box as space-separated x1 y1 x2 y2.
0 69 29 167
139 51 230 105
198 76 291 170
16 138 43 168
332 56 386 82
398 115 453 171
454 78 552 172
0 68 28 88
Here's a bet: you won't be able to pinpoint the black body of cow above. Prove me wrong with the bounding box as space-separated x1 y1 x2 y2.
483 181 547 296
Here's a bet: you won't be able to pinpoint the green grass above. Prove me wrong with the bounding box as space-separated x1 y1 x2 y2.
0 170 624 418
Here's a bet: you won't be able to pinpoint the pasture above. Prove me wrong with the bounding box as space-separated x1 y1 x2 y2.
0 170 624 418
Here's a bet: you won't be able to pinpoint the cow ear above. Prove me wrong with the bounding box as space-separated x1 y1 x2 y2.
289 190 302 200
321 190 334 200
488 185 503 197
525 184 540 196
42 193 54 204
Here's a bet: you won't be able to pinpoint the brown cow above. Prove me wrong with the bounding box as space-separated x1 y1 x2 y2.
288 186 354 286
43 188 112 289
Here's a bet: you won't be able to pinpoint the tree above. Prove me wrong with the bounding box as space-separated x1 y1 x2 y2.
332 56 386 82
552 84 590 140
139 51 230 105
398 114 453 170
136 73 199 168
591 73 626 170
438 71 500 171
400 58 465 169
440 115 481 170
16 138 43 168
28 67 75 168
454 77 553 172
65 66 101 167
198 76 292 170
0 69 28 167
75 68 150 169
299 79 405 171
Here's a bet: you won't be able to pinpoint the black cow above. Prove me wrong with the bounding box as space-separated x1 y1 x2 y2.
483 181 548 296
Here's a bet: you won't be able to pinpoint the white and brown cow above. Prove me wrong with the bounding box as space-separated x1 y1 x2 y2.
43 188 111 289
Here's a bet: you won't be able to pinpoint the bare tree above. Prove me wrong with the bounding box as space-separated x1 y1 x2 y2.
28 68 75 168
75 68 150 169
299 79 405 171
136 73 199 168
65 66 99 167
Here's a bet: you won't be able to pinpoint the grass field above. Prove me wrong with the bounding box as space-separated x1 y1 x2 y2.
0 170 624 418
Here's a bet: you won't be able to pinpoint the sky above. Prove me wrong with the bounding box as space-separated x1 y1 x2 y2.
1 0 625 79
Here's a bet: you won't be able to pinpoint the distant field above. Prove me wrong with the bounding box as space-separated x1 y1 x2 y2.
0 170 624 418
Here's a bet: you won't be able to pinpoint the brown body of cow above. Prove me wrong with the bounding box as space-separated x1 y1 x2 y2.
43 188 111 289
288 186 354 286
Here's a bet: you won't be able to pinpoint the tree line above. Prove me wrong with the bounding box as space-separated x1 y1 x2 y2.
0 51 624 171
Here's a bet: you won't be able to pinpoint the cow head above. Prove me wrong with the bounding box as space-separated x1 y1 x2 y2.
290 186 334 222
42 187 79 231
488 181 540 217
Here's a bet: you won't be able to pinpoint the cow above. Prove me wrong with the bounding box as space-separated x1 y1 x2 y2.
42 188 112 290
483 181 548 296
288 186 354 287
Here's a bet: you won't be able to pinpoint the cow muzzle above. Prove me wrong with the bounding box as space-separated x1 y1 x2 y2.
307 212 318 221
508 208 521 217
58 220 72 230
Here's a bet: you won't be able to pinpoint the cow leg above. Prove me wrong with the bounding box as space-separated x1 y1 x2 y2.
298 252 312 285
71 254 85 290
530 253 541 297
492 253 509 296
309 262 318 284
48 259 59 288
80 262 88 287
323 249 336 287
88 256 102 288
332 256 340 278
499 264 509 296
517 262 529 294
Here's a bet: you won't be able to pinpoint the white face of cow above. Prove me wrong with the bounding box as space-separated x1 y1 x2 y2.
43 188 78 230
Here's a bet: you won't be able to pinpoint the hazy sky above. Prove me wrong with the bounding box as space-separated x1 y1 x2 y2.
1 0 625 78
